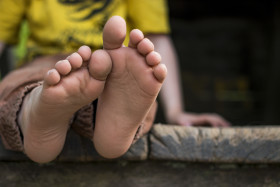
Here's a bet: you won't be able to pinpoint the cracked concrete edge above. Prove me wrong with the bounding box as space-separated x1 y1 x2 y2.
149 124 280 163
0 129 148 162
1 124 280 163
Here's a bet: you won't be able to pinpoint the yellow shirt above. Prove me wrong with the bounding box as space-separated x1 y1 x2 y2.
0 0 170 61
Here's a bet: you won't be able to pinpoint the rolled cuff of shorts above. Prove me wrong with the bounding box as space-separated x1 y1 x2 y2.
71 103 95 140
0 82 42 152
72 101 145 144
132 123 144 144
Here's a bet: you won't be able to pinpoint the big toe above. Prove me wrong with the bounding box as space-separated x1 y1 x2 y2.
103 16 126 50
89 49 112 81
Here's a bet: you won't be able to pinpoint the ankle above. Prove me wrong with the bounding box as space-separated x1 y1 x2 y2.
17 92 33 135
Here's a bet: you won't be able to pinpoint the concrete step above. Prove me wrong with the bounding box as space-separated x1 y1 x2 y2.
1 124 280 163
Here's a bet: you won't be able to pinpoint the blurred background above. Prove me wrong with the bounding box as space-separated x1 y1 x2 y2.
0 0 279 126
156 0 280 126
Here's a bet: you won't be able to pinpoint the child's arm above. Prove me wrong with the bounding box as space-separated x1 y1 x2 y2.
147 34 231 127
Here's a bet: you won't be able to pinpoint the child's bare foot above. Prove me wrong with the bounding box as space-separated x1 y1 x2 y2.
18 46 112 163
93 16 167 158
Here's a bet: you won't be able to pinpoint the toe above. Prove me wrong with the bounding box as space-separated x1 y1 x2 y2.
78 45 92 61
55 60 72 75
89 49 112 81
137 38 154 56
44 69 60 86
128 29 144 48
67 52 83 69
103 16 126 50
153 64 167 83
146 51 161 66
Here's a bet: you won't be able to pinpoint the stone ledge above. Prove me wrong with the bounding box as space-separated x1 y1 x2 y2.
58 130 148 161
1 161 280 187
1 124 280 163
150 124 280 163
0 129 148 162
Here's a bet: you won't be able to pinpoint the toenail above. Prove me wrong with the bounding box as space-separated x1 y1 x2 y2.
56 60 63 65
72 52 79 56
57 60 68 64
47 69 55 75
79 45 90 51
66 52 77 60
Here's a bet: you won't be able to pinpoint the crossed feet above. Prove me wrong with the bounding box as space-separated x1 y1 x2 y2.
18 16 167 163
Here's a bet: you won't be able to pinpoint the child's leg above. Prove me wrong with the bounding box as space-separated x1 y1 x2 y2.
93 16 167 158
0 54 68 152
18 46 112 163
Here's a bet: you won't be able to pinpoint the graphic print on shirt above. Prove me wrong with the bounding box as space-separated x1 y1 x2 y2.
58 0 112 21
56 0 119 49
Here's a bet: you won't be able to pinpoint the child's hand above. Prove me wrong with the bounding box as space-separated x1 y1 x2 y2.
167 112 231 127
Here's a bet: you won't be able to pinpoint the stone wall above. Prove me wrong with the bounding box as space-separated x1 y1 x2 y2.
1 124 280 186
1 124 280 164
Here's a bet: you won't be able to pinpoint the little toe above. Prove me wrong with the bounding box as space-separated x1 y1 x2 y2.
128 29 144 48
78 45 92 61
67 52 83 69
146 51 161 66
44 69 61 86
103 16 126 50
153 64 167 83
137 38 154 56
89 49 112 81
55 60 72 76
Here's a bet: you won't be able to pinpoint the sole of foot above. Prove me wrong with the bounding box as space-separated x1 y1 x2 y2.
19 46 112 163
93 16 167 158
